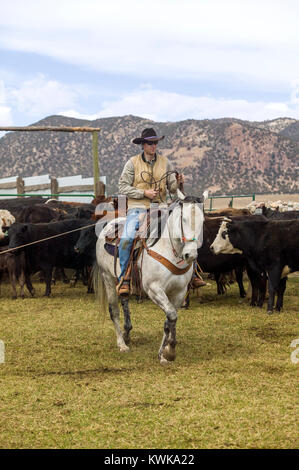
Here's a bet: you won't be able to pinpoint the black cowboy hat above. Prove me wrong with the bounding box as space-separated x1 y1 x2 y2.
132 128 165 145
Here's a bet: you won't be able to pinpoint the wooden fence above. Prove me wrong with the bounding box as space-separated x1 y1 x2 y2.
0 176 105 199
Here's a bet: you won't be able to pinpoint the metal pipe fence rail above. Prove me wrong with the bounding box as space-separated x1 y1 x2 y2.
0 194 95 198
206 194 255 211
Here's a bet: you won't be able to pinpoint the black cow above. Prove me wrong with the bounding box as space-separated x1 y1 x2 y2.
262 206 299 219
198 217 247 297
0 197 47 219
17 204 62 223
7 219 94 296
74 225 97 263
45 200 95 219
74 220 107 293
16 203 71 283
210 217 299 313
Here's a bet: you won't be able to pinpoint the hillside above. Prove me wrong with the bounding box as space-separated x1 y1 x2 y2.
0 115 298 196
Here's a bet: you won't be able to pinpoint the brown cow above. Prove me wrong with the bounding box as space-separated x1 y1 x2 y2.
0 246 34 299
207 207 251 217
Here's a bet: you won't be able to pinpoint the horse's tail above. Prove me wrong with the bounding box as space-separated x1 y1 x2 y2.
92 262 108 323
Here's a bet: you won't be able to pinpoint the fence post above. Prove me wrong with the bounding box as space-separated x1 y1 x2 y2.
50 177 59 199
16 176 24 197
92 131 100 197
95 180 105 197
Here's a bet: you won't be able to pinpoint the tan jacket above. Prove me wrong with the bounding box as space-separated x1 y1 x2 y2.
119 152 178 209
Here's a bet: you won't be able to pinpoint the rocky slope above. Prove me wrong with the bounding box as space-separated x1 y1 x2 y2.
0 115 298 195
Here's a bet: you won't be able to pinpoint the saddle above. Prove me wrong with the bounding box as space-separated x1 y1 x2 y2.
104 207 170 252
103 209 165 296
104 207 194 298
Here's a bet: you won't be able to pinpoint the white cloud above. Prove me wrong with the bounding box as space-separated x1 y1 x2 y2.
7 74 79 117
0 81 13 126
0 0 298 86
2 74 299 125
60 85 299 122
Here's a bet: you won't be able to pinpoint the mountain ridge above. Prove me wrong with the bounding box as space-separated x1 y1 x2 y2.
0 115 298 195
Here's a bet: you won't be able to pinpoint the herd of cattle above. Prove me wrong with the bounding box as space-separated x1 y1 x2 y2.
0 195 298 314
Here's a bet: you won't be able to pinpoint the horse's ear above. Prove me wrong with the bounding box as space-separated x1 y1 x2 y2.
177 189 185 200
203 189 209 201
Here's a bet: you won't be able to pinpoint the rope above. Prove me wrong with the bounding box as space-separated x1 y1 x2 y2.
140 170 179 203
0 222 97 255
194 260 204 276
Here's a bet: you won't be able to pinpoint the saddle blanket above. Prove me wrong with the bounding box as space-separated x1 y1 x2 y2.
104 242 119 257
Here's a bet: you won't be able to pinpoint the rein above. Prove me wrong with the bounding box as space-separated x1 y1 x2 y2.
140 170 182 203
168 202 197 259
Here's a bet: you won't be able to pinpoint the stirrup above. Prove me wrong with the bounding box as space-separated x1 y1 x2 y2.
116 278 131 296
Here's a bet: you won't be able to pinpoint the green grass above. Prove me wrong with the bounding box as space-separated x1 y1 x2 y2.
0 276 298 449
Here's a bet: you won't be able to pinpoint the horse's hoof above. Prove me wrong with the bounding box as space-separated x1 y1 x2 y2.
160 356 170 366
162 345 176 362
123 335 131 344
159 355 174 366
119 345 130 353
267 310 273 315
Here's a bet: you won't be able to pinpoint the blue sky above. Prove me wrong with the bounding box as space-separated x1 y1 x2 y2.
0 0 298 127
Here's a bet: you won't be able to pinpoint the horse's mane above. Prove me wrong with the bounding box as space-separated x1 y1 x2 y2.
182 196 204 204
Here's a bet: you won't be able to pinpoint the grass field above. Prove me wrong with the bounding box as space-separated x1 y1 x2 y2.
0 276 298 449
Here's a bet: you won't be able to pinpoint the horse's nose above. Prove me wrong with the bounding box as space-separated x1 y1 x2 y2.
74 245 79 253
210 245 214 253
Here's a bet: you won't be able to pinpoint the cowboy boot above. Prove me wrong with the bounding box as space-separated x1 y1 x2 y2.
190 274 206 288
116 278 130 296
116 264 132 296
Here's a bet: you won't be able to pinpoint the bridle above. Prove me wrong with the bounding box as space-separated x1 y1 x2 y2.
180 201 197 244
168 201 198 259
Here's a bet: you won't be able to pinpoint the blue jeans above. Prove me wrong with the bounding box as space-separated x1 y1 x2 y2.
118 208 147 281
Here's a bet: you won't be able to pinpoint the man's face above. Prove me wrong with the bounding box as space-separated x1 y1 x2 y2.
143 141 158 157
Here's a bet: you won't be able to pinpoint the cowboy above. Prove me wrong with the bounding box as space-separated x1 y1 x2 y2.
117 127 205 295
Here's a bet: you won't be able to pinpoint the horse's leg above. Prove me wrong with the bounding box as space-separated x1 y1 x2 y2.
105 280 130 353
147 287 178 365
120 296 132 344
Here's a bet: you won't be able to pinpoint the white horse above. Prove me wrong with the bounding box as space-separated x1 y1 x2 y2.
93 190 205 365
